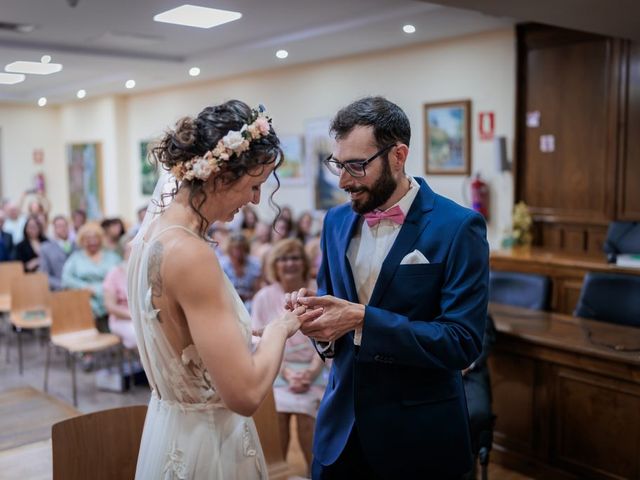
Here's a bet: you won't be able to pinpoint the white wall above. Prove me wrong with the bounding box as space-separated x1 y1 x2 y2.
0 28 515 246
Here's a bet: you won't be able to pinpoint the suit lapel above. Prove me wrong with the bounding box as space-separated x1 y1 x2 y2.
337 209 360 304
368 178 435 306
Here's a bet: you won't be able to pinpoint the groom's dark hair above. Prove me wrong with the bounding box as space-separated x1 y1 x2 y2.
330 96 411 149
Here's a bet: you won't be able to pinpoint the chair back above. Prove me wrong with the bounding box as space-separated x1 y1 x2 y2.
489 271 550 310
603 221 640 257
0 261 24 294
50 290 95 336
10 272 50 311
52 405 147 480
253 389 290 480
574 272 640 327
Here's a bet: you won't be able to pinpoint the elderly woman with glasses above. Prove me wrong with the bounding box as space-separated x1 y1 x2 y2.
251 238 326 474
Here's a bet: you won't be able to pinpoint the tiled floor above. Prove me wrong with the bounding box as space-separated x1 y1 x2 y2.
1 328 534 479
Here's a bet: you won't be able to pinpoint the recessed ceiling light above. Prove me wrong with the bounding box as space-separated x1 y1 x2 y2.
125 79 136 89
41 55 51 64
276 49 288 59
77 89 86 99
38 97 47 107
154 5 242 29
5 60 63 75
0 72 25 84
403 24 416 34
189 67 200 77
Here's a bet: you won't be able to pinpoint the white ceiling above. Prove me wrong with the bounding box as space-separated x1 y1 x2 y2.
0 0 513 105
422 0 640 42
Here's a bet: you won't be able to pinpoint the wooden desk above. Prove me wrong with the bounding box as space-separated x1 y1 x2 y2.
488 303 640 480
490 248 640 314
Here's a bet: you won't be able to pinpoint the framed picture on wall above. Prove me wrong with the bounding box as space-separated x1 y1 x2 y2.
423 100 471 175
140 140 160 195
275 134 306 185
304 117 348 210
67 143 103 219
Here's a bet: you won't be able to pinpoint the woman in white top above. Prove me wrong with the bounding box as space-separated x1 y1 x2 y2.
128 100 320 479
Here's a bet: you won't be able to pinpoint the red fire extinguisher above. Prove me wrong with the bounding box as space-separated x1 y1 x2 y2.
467 173 490 221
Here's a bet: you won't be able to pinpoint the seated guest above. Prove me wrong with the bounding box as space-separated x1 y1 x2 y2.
101 217 126 257
103 239 136 349
272 216 293 243
15 215 48 272
39 215 75 290
0 210 15 260
241 205 259 239
250 221 272 264
295 211 314 244
62 222 121 332
69 208 87 242
251 238 325 474
219 233 261 311
3 202 26 245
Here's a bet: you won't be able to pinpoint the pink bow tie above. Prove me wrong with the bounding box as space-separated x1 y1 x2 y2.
363 205 406 227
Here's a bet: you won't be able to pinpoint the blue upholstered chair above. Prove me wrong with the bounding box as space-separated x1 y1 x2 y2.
603 221 640 263
574 272 640 327
489 271 551 311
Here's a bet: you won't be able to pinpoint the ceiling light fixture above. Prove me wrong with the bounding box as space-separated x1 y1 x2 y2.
77 89 86 99
0 72 26 84
5 60 63 75
154 5 242 29
276 49 289 59
41 55 51 64
403 24 416 34
189 67 200 77
125 79 136 89
38 97 47 107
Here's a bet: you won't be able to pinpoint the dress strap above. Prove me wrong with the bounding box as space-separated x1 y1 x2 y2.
146 225 201 244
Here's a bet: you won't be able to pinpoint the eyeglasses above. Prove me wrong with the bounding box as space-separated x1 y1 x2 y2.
323 144 395 178
275 255 304 263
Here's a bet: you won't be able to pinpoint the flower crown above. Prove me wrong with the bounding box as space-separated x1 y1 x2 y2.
171 105 272 182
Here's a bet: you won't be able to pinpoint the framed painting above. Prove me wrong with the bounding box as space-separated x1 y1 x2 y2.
304 117 348 210
140 140 160 195
275 134 306 185
424 100 471 175
67 143 103 219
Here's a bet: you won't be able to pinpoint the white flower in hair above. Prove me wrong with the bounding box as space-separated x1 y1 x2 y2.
191 156 215 180
222 130 246 151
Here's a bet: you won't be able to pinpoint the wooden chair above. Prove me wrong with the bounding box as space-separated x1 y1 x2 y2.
51 405 147 480
0 261 23 313
44 290 122 406
8 272 52 373
253 389 291 480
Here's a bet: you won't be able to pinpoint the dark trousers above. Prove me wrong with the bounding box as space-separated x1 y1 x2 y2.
312 427 380 480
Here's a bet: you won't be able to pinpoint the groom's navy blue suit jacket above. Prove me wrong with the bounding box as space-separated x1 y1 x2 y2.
313 177 489 479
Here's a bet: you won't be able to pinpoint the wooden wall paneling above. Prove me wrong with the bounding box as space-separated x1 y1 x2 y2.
552 368 640 479
555 278 584 315
618 41 640 220
489 351 536 455
562 226 586 254
586 226 608 254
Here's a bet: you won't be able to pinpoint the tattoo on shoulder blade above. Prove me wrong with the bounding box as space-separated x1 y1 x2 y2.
147 241 164 319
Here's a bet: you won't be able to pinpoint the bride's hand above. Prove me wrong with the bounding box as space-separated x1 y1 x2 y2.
274 305 306 338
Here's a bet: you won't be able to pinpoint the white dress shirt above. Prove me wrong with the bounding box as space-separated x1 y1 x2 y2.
347 176 420 345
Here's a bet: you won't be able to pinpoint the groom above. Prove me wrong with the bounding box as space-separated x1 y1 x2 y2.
294 97 489 479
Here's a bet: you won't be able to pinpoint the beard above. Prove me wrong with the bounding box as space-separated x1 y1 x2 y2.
345 158 397 214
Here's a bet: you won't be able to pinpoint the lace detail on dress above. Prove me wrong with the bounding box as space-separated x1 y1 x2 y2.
243 422 257 457
144 288 161 323
163 443 187 479
181 344 215 401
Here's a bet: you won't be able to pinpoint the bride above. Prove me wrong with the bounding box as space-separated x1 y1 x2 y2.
128 100 318 479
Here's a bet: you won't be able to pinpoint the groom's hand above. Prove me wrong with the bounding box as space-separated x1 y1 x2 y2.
297 295 365 342
284 287 317 311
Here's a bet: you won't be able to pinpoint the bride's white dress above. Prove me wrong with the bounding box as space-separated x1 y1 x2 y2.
128 225 268 479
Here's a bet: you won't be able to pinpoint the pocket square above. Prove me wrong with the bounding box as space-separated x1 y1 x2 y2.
400 250 430 265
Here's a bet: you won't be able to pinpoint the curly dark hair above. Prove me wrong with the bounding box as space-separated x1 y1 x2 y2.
152 100 283 235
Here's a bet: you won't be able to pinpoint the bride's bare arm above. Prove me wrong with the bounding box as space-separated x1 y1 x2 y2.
162 240 301 416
